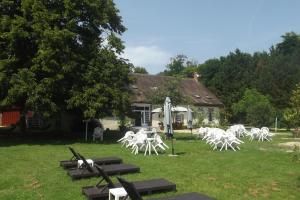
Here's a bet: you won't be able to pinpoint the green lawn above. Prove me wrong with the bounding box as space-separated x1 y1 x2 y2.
0 132 299 200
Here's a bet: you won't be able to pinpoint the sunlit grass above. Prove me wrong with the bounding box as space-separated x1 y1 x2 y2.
0 132 299 200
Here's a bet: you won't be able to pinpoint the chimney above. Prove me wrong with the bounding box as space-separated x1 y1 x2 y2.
193 72 200 82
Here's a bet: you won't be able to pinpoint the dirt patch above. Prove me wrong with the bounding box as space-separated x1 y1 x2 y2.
208 176 217 181
281 138 300 140
278 142 300 150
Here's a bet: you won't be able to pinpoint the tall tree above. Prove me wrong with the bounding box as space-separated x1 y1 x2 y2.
163 54 198 77
283 82 300 128
256 32 300 109
199 49 255 109
133 66 148 74
232 89 275 126
146 78 187 107
0 0 132 119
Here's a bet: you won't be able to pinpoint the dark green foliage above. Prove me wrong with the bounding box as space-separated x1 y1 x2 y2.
283 82 300 127
163 54 198 78
133 66 148 74
146 78 187 107
198 32 300 124
232 89 275 127
0 0 132 119
257 33 300 109
200 49 255 108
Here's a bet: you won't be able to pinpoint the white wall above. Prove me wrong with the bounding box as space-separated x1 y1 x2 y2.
100 105 221 130
100 117 119 130
152 105 220 128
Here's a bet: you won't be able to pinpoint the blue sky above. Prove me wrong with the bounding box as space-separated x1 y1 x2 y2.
114 0 300 74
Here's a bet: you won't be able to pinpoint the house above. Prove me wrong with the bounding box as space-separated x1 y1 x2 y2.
101 73 223 130
1 73 223 131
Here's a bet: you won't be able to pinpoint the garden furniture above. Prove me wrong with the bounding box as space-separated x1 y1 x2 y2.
109 187 127 200
93 127 104 142
60 147 122 169
117 177 215 200
67 154 140 180
82 165 176 200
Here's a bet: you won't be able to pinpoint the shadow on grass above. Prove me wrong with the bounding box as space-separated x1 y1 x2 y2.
0 130 125 147
175 151 186 155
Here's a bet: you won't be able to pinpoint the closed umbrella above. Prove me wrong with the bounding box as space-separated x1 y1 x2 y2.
164 97 175 155
164 97 173 137
187 105 193 139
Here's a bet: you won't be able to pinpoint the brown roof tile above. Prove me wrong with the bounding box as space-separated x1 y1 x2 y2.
131 74 223 107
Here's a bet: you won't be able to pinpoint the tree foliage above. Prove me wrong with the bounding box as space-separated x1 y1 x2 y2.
146 78 188 107
133 66 148 74
284 82 300 127
232 89 275 127
163 54 198 78
198 32 300 124
0 0 132 119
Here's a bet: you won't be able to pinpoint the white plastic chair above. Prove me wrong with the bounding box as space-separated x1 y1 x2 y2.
117 131 135 147
93 127 103 142
152 134 169 151
131 133 147 155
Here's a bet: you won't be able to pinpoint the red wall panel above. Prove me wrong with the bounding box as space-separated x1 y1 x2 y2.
1 111 20 126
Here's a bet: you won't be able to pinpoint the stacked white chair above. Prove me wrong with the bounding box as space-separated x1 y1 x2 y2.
247 127 261 141
261 127 274 141
117 131 135 147
152 134 169 151
247 127 273 141
194 127 210 139
118 128 168 155
228 124 247 137
202 127 244 151
131 132 147 155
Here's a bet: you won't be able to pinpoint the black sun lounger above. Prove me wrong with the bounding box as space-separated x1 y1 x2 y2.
60 147 122 169
117 177 216 200
82 165 176 200
67 154 140 180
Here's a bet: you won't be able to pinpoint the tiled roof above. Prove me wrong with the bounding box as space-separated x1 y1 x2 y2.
131 74 223 107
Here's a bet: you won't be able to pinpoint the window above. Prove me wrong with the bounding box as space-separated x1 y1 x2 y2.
132 104 151 126
175 114 183 123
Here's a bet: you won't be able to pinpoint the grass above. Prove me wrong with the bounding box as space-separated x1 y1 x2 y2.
0 131 300 200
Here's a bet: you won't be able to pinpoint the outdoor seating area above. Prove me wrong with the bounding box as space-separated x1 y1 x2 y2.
1 1 299 200
59 147 215 199
195 125 274 151
118 128 169 155
1 130 299 200
248 127 274 141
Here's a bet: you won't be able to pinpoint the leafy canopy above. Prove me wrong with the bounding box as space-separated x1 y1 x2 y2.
0 0 132 119
198 32 300 124
133 66 148 74
146 78 190 107
284 82 300 127
232 89 275 127
163 54 198 78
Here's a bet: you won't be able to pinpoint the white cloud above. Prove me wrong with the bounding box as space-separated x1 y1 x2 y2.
123 45 171 74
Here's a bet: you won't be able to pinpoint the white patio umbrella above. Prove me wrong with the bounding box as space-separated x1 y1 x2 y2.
164 97 173 137
151 106 189 113
187 105 193 139
164 97 175 155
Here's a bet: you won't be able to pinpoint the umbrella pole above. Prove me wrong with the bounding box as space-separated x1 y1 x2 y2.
171 137 174 155
190 128 192 140
85 121 88 141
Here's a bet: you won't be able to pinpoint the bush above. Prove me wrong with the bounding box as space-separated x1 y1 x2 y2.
232 89 275 127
